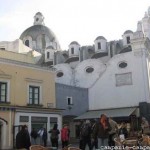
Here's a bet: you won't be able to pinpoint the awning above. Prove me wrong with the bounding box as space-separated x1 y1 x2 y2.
74 107 139 120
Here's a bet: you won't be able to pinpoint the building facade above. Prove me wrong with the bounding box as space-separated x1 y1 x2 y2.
56 83 88 139
1 6 150 142
0 52 62 149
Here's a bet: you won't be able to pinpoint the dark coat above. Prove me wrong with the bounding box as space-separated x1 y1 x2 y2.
16 129 31 149
49 129 60 139
92 119 111 139
31 130 38 139
80 123 91 139
42 130 48 140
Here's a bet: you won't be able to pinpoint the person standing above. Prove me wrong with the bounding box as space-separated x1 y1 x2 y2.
61 124 69 148
108 118 118 146
80 120 92 150
141 117 150 135
16 125 31 150
118 122 128 141
92 114 111 149
42 128 47 147
49 124 60 149
91 119 98 150
38 127 44 145
30 128 38 145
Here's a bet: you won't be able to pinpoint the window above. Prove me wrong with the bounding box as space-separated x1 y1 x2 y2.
118 62 128 68
71 47 74 54
36 18 39 21
85 67 94 73
67 97 73 105
50 117 58 130
29 86 40 105
0 82 7 102
25 40 29 47
47 52 50 59
127 36 130 44
56 71 64 78
98 42 101 49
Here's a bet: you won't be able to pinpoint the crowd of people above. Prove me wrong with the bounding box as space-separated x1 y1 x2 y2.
15 115 150 150
15 124 70 150
78 115 150 150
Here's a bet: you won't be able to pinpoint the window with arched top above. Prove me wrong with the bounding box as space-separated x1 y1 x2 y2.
71 47 74 54
56 71 64 78
25 40 29 47
127 36 130 44
47 52 50 59
85 67 94 73
118 61 128 68
98 42 101 49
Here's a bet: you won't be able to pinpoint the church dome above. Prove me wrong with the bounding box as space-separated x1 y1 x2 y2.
69 41 80 45
95 36 106 41
20 25 58 43
19 12 60 53
124 30 133 34
46 45 54 49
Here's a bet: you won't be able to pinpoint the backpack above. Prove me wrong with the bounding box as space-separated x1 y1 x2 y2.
51 129 59 139
81 124 90 137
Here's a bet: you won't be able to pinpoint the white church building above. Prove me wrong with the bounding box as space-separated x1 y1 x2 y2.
53 7 150 122
1 7 150 136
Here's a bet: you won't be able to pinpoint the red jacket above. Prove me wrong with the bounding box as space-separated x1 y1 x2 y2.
61 127 69 141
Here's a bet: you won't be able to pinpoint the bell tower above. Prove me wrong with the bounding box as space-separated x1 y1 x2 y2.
34 12 45 25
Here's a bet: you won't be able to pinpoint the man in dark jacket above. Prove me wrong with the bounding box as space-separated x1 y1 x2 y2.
92 114 111 149
42 128 48 147
16 125 31 150
30 128 38 144
80 120 92 150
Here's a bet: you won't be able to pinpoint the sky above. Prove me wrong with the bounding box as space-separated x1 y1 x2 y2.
0 0 150 50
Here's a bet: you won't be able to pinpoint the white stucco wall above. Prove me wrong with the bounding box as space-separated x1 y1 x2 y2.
54 59 107 88
54 63 73 85
75 59 106 88
122 33 133 46
94 39 107 52
45 49 54 62
89 51 150 110
0 39 32 53
69 44 80 57
69 61 79 69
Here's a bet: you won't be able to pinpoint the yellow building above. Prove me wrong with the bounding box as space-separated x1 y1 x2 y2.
0 52 62 149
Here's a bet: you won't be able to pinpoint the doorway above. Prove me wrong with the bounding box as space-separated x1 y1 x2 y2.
13 125 22 148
